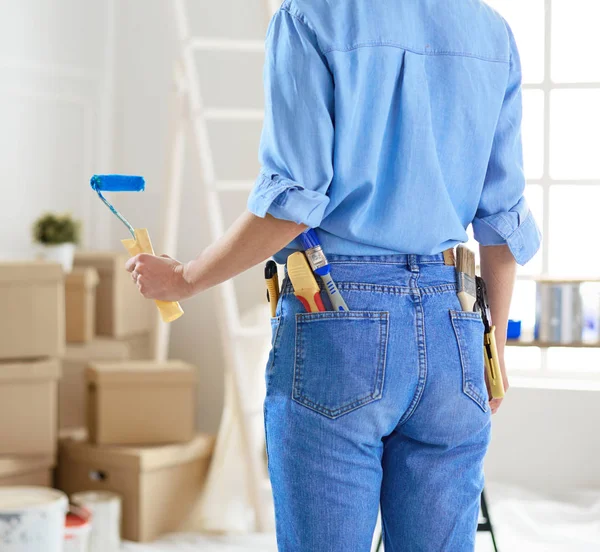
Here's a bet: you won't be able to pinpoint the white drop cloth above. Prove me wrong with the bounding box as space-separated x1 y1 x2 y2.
122 481 600 551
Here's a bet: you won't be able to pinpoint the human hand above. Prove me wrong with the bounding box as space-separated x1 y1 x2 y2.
125 254 194 302
487 354 509 415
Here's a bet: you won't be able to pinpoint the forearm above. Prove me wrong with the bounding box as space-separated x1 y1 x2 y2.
184 211 307 294
479 244 517 356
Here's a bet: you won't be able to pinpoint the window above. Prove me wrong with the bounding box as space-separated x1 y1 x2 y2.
484 0 600 379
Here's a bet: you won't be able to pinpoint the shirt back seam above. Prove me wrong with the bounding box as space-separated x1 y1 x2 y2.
323 42 509 64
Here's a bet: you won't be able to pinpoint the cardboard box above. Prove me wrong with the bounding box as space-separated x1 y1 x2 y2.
87 361 196 446
65 267 99 343
73 251 153 338
0 455 54 487
59 427 88 441
0 261 65 360
60 339 130 430
57 434 215 542
125 332 153 360
60 335 153 430
0 358 61 456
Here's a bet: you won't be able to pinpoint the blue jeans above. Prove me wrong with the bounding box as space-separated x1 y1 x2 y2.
265 254 492 551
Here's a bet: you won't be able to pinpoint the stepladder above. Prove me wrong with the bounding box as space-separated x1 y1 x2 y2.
162 0 283 533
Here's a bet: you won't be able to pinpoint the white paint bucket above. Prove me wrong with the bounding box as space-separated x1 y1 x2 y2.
0 486 68 552
64 505 92 552
71 491 121 552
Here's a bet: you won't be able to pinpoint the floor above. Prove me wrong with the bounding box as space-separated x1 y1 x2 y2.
122 482 600 551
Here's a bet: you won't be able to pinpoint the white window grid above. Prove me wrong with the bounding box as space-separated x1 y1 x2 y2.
523 0 599 276
506 0 600 381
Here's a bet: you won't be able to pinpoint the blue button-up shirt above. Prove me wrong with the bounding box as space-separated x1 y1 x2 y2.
248 0 542 265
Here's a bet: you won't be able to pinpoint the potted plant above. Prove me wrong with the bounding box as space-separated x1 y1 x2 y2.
33 213 81 272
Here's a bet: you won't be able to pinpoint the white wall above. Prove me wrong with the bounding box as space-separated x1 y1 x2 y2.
0 0 115 255
486 386 600 493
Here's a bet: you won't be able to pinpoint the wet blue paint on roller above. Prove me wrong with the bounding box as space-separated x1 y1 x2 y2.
90 175 145 192
90 174 145 238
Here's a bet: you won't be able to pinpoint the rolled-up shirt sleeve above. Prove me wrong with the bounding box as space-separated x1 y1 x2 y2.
472 22 542 265
247 6 334 228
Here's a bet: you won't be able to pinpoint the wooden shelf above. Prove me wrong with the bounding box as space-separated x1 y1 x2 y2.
507 340 600 348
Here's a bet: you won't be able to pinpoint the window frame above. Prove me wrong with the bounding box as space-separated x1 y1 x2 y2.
500 0 600 381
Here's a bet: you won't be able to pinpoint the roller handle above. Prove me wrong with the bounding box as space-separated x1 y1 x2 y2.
121 228 184 323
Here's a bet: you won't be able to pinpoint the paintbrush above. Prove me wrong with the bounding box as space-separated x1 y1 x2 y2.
455 245 477 311
287 252 326 313
300 229 349 312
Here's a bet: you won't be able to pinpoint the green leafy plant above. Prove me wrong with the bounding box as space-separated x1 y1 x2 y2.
33 213 81 245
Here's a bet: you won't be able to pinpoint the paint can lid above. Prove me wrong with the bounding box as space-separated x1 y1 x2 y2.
66 506 92 529
0 487 68 512
71 490 122 504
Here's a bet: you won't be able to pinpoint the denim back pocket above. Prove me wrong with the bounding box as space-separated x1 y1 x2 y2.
450 310 488 412
293 311 389 419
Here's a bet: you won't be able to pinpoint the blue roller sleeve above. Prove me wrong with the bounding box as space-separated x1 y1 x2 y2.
90 175 145 192
90 174 145 239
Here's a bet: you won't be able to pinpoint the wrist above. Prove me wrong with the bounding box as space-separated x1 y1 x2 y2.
496 339 506 362
183 258 203 295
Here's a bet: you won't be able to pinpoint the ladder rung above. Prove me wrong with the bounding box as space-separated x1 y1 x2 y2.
188 38 265 53
203 108 264 121
216 180 255 192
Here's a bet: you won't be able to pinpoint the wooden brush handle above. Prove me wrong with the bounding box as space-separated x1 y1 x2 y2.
121 228 184 323
484 326 505 399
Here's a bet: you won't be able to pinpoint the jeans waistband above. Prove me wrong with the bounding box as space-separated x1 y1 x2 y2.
280 251 459 298
323 253 448 266
282 247 456 268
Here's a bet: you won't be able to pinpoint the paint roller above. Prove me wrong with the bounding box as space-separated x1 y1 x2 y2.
90 175 184 323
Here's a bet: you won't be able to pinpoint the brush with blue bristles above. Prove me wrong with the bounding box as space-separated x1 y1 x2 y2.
90 174 184 323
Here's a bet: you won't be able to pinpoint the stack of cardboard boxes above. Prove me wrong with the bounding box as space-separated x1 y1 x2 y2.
57 359 214 542
60 251 155 432
0 261 65 485
0 254 215 543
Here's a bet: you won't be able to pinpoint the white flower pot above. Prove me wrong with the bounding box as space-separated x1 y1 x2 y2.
39 243 76 273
